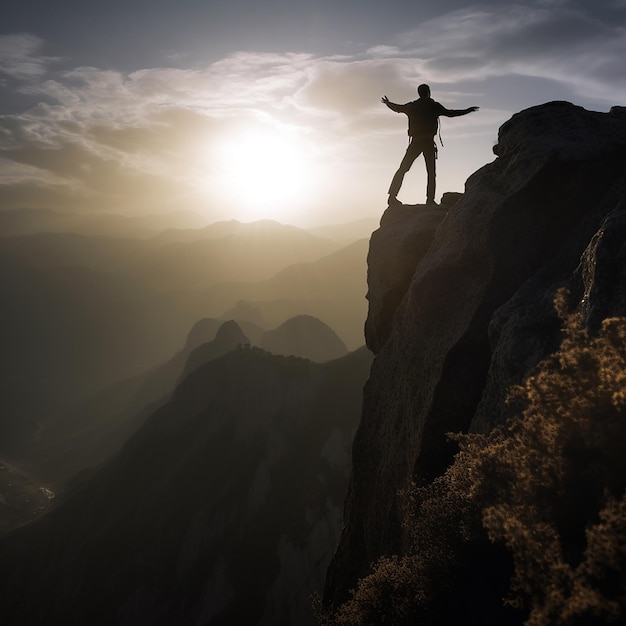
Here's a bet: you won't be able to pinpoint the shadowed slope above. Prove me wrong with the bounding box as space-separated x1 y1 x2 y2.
0 346 372 626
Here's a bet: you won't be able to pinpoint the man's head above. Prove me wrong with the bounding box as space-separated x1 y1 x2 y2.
417 84 431 98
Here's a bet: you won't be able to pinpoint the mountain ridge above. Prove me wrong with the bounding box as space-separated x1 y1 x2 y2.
0 344 373 625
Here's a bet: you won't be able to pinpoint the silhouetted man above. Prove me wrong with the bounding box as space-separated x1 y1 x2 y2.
382 84 479 205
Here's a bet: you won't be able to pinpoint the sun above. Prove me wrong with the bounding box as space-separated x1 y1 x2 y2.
213 126 313 221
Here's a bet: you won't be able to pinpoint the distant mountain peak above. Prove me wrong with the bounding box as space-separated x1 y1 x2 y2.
260 314 348 362
182 320 250 378
184 317 222 350
213 319 249 348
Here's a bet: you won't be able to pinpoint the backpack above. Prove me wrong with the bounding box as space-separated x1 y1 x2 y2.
406 98 443 138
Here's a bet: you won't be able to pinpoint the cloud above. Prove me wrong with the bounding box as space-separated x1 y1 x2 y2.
0 51 331 214
0 2 624 219
0 34 59 80
365 45 401 57
295 59 405 113
390 5 626 102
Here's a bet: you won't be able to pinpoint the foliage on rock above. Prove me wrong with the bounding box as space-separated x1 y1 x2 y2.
321 291 626 625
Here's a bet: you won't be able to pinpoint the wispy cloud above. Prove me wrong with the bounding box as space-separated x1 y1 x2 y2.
390 5 626 101
0 3 624 219
0 51 327 214
0 33 59 80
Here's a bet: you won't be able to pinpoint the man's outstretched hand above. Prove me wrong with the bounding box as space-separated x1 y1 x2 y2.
468 106 480 113
381 96 390 105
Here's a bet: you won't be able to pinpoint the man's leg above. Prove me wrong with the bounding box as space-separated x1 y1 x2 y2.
388 141 422 199
424 141 437 203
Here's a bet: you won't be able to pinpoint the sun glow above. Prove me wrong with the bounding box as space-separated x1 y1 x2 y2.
213 126 314 221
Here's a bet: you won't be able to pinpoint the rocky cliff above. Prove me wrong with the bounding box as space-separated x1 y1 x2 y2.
325 102 626 606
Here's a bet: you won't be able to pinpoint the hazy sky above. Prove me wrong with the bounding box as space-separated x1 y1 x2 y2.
1 0 625 226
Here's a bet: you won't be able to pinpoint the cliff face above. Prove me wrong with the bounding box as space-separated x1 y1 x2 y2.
325 102 626 603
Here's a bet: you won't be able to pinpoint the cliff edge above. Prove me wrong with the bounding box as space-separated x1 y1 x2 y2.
325 101 626 605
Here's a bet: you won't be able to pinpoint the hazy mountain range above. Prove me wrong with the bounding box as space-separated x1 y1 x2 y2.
0 215 370 465
0 332 372 625
0 207 375 624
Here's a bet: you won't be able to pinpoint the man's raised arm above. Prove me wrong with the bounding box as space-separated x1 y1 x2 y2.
382 95 405 113
441 105 480 118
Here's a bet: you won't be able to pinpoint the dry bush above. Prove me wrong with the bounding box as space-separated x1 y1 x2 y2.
322 292 626 625
462 293 626 624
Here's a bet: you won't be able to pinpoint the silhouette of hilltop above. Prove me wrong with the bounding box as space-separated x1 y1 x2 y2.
260 314 348 362
0 346 372 625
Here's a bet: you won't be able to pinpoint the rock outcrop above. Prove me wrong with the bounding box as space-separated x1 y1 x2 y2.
365 206 446 353
325 102 626 604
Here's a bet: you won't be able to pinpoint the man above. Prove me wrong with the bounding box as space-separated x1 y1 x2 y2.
382 84 479 205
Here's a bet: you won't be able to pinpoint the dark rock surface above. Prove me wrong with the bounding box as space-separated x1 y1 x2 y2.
325 102 626 604
365 205 445 354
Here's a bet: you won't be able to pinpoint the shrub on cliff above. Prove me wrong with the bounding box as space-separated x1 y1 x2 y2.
321 292 626 625
462 292 626 624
